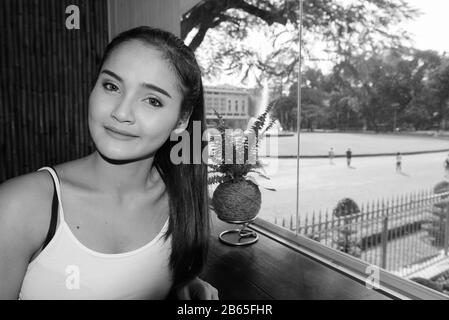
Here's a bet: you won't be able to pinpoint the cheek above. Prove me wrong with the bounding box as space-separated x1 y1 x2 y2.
88 87 109 121
88 87 112 145
137 109 180 143
138 110 178 151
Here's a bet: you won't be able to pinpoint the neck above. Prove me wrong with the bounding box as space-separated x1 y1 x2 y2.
87 151 157 196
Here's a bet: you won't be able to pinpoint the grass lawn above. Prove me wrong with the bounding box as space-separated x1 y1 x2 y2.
259 132 449 157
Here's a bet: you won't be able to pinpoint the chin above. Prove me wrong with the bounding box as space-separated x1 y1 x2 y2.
91 137 136 161
90 128 162 163
95 147 133 162
95 142 156 164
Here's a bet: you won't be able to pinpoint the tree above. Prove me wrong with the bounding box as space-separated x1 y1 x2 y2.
426 59 449 130
182 0 418 52
325 49 443 132
402 104 431 130
182 0 298 52
397 50 442 130
271 96 296 131
267 48 449 132
183 0 418 87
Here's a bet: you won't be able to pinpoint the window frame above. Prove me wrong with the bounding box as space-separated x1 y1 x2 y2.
251 218 449 300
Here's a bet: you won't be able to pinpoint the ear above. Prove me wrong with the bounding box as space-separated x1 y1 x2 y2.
172 111 192 135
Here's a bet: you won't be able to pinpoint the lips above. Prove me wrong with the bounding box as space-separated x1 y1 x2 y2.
104 125 139 138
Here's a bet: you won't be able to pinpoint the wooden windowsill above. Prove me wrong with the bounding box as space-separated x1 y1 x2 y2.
200 215 397 300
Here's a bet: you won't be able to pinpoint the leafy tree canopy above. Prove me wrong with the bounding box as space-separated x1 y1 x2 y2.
182 0 419 88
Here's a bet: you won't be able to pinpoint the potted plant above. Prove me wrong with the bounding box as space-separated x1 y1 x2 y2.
208 101 277 245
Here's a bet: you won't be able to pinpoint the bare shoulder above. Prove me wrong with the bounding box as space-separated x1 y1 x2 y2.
0 170 56 299
0 170 54 212
53 156 95 189
0 170 55 253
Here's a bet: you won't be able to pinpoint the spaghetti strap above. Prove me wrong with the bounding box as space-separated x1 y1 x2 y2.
38 167 65 222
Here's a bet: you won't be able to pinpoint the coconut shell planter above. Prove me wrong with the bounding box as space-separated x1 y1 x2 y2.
212 179 261 222
208 103 277 246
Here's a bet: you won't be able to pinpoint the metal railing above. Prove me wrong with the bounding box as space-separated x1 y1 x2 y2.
272 189 449 277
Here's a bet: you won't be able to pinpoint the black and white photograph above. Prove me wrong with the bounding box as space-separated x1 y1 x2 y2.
1 0 449 303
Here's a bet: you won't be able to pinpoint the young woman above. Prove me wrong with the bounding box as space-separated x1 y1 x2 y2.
0 26 218 300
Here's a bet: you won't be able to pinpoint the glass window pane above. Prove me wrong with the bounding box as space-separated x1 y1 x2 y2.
192 0 448 297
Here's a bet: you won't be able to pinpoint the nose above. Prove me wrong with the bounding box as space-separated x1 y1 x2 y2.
111 95 135 124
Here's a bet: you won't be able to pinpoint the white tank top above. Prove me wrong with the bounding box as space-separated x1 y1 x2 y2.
19 167 173 300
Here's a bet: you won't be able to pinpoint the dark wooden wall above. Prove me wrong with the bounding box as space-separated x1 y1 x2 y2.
108 0 180 38
0 0 109 182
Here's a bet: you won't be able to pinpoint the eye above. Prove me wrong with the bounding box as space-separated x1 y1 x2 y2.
144 97 163 107
102 82 119 92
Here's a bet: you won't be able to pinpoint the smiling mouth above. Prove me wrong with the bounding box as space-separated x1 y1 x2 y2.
104 126 139 139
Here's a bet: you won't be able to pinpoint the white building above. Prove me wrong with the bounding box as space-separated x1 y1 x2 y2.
204 85 251 129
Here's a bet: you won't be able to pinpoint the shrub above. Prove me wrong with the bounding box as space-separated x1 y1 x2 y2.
333 198 361 257
434 181 449 195
423 182 449 246
410 277 444 292
333 198 360 217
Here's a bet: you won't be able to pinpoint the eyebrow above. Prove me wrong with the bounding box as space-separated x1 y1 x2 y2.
101 69 172 99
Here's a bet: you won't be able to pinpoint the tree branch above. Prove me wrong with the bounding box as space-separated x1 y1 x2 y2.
182 0 294 51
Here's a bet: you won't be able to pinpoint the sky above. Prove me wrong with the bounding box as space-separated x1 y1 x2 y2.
401 0 449 54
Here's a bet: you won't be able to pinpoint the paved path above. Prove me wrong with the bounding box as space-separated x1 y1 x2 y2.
255 151 449 224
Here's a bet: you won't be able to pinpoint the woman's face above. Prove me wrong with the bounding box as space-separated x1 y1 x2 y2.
88 40 185 161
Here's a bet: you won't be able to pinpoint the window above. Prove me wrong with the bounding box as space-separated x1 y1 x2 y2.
247 0 449 298
197 0 446 299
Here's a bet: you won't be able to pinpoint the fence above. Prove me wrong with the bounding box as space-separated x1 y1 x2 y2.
273 189 449 277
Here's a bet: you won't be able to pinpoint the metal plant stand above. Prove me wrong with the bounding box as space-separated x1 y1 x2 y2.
218 217 259 246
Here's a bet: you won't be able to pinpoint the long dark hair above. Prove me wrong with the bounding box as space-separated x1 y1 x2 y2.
95 26 210 289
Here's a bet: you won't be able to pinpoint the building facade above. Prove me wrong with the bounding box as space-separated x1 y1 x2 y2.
204 85 251 129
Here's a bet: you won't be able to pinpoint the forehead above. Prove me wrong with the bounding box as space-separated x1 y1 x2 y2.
102 40 182 97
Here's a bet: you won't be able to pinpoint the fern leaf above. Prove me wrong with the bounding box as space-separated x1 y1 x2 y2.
208 175 225 185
